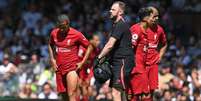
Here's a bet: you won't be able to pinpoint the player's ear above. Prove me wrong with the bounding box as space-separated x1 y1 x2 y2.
119 9 124 15
143 16 149 22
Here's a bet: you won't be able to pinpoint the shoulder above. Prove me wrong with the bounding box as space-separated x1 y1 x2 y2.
156 24 165 33
69 27 83 36
115 20 129 29
70 27 81 34
50 28 59 36
130 23 141 33
113 20 129 30
130 23 140 30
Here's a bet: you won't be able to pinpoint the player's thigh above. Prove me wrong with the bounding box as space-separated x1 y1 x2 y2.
147 64 158 90
83 79 90 87
66 71 78 91
130 72 149 95
79 77 90 87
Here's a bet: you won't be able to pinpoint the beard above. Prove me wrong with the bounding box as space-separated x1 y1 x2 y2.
148 20 158 28
59 27 70 37
110 14 118 22
58 24 69 35
152 19 159 25
60 29 67 35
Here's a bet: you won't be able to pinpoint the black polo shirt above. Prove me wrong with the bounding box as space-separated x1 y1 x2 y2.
109 19 134 59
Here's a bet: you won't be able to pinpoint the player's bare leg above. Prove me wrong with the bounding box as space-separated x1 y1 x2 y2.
112 88 121 101
81 80 90 101
66 71 79 101
76 79 81 101
76 87 80 101
87 85 93 96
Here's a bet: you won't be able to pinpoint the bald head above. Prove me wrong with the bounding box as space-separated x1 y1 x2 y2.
113 1 126 14
109 1 126 21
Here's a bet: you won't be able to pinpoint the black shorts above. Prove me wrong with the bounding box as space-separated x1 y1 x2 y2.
109 56 134 92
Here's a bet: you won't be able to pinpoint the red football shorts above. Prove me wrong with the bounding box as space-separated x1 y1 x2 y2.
56 64 78 93
56 71 67 93
57 62 77 75
128 64 158 95
129 71 150 95
146 64 158 91
78 67 93 81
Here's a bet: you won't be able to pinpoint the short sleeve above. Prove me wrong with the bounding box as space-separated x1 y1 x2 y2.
49 30 55 44
130 25 140 46
111 23 124 40
159 28 167 46
77 32 90 48
78 46 85 58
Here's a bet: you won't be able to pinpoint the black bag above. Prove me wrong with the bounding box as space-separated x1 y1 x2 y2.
93 61 112 84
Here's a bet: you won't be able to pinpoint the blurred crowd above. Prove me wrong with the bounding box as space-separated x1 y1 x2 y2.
0 0 201 100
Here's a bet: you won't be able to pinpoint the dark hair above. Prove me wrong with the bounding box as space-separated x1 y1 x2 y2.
137 7 153 21
113 1 126 13
163 89 171 96
182 81 189 87
43 82 52 90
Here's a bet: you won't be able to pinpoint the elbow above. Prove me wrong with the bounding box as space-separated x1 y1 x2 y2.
164 43 168 48
161 43 168 50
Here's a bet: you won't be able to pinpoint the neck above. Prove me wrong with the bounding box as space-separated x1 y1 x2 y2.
114 15 123 23
140 21 148 30
150 24 157 29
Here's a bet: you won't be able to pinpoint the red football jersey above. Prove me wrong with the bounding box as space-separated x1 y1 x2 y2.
50 27 89 73
130 23 148 73
77 45 99 80
145 25 167 65
78 46 86 62
130 23 167 73
78 45 99 69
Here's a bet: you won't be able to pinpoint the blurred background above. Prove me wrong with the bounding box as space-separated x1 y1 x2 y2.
0 0 201 101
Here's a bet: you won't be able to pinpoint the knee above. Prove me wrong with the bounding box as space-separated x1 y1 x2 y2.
68 87 77 96
82 87 88 95
112 88 121 97
68 91 73 97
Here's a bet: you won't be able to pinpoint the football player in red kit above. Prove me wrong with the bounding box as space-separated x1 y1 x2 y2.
48 14 90 101
77 34 100 101
129 6 167 101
